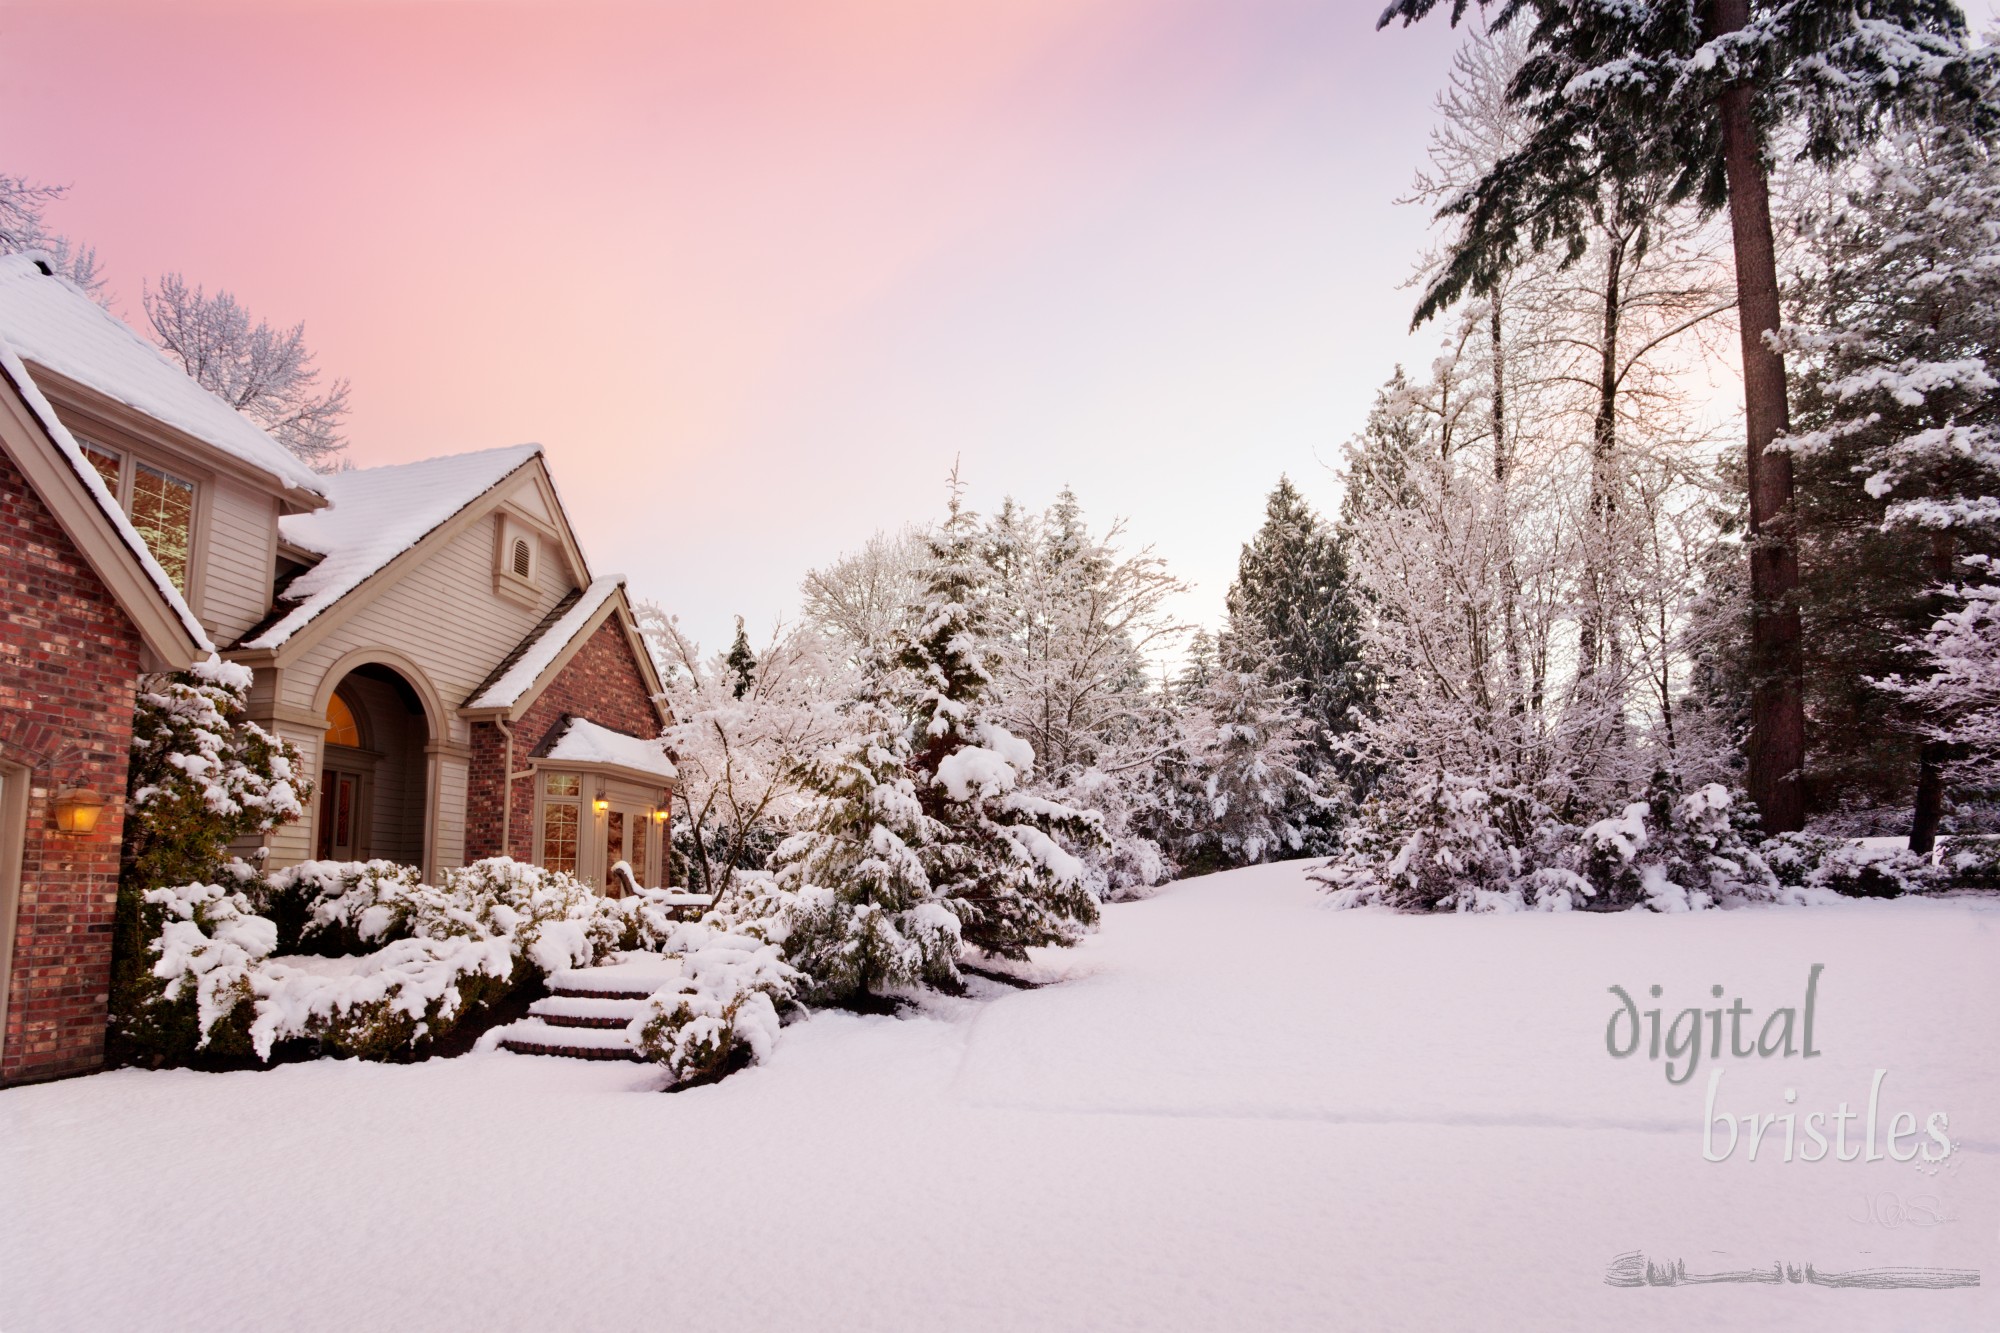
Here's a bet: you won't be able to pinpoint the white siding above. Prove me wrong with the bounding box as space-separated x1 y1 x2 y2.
270 478 578 871
435 756 468 870
199 473 279 647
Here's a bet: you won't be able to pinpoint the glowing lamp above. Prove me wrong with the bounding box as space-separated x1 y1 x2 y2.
52 786 106 834
592 797 609 815
651 808 668 824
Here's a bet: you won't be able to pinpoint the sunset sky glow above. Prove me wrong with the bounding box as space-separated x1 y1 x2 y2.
3 0 1466 651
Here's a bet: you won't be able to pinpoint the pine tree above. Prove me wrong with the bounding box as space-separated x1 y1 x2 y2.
1171 631 1322 871
1786 97 2000 842
768 702 960 1005
1379 0 1987 832
1225 478 1366 842
898 485 1101 958
723 616 758 700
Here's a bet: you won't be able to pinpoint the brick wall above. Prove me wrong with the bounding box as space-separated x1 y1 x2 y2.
465 613 663 863
0 448 144 1086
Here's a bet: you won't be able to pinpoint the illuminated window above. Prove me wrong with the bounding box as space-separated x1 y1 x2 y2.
324 693 361 748
542 801 579 874
129 463 195 590
80 441 122 494
545 772 580 797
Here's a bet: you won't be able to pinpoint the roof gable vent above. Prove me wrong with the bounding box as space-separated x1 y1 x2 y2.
494 512 541 608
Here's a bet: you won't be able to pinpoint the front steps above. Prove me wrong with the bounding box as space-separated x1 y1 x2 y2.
490 957 685 1061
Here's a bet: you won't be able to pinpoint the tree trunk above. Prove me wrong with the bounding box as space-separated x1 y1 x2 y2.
1714 0 1806 832
1908 531 1958 852
1492 292 1528 743
1908 741 1948 854
1579 231 1626 683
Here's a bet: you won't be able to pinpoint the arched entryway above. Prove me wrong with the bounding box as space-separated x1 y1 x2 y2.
316 662 431 869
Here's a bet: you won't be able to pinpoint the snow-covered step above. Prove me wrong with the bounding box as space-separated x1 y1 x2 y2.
548 957 683 999
527 994 648 1030
494 1018 639 1061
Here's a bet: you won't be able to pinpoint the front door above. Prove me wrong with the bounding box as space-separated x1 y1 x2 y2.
317 770 362 861
601 802 650 895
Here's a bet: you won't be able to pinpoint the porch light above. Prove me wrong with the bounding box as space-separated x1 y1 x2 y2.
651 808 668 824
52 786 107 834
593 796 609 815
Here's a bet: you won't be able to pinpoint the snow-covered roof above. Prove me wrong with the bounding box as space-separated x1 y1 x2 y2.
464 574 624 710
241 443 543 650
0 254 326 498
0 335 213 654
540 717 677 781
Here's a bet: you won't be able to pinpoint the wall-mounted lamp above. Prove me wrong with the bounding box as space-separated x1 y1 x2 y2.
592 796 609 815
651 808 668 824
52 786 107 835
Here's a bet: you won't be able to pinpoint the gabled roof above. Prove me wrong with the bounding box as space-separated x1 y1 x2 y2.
239 444 543 651
533 716 678 783
0 254 327 499
0 337 210 666
462 575 664 719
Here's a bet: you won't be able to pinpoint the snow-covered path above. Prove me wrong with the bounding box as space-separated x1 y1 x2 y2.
3 863 1996 1331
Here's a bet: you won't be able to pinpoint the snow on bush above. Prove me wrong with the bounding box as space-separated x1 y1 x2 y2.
127 858 718 1065
629 925 799 1084
1316 775 1828 913
132 880 278 1058
245 936 517 1061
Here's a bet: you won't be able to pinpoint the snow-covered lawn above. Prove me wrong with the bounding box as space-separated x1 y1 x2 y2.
4 863 1996 1331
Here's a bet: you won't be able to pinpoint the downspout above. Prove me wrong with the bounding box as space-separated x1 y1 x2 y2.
495 716 535 860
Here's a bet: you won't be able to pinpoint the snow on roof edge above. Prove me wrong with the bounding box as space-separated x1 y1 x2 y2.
0 253 327 499
465 575 627 710
542 716 677 781
240 445 544 651
0 337 214 654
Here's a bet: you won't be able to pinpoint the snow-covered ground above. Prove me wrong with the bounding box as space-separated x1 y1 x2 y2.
4 862 1996 1331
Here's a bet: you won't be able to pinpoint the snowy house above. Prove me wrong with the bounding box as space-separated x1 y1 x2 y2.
0 255 673 1084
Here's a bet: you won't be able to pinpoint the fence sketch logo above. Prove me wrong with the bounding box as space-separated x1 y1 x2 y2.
1604 1251 1980 1290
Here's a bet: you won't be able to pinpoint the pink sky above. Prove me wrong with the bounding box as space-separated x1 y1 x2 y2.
2 0 1462 650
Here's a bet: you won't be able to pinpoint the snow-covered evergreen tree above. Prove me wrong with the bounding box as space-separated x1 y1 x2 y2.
723 616 758 699
1159 631 1322 872
1224 477 1366 839
898 486 1101 958
768 701 961 1005
1784 93 2000 838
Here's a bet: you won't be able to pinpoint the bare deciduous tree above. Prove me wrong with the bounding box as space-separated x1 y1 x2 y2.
144 273 350 470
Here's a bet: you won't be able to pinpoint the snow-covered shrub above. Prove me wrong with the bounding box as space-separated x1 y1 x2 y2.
120 880 276 1061
1318 774 1799 913
630 928 799 1085
1941 836 2000 888
252 858 428 954
1316 774 1539 911
1572 780 1781 911
246 936 517 1061
122 856 678 1067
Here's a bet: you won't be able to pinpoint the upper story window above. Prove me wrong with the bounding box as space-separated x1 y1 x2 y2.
78 439 197 591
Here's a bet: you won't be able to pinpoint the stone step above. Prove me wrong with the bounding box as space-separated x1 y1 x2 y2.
494 1018 639 1061
528 995 647 1029
548 959 683 1000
